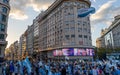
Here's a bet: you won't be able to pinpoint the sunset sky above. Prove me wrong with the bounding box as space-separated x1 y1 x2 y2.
7 0 120 47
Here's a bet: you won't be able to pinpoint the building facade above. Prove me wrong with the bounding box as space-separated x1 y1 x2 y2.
96 15 120 49
38 0 93 59
13 41 19 60
5 41 19 60
5 43 14 60
96 38 103 48
26 25 34 56
112 16 120 48
33 17 39 52
0 0 10 62
19 32 27 59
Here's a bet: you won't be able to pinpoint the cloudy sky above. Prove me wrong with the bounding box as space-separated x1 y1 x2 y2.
7 0 120 47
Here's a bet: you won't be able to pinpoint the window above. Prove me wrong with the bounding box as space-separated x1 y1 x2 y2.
89 36 91 40
64 28 69 31
79 35 82 38
65 35 69 39
2 7 8 13
79 41 83 45
84 28 87 32
71 27 75 31
0 14 7 22
78 28 82 32
66 23 69 26
71 42 75 45
71 35 75 38
3 0 9 3
78 23 80 25
0 34 4 40
68 13 71 15
70 7 73 10
84 35 88 38
0 24 5 32
83 22 87 26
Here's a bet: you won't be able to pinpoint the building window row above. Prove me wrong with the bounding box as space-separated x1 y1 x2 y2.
0 34 4 40
2 7 8 13
0 14 7 22
65 35 75 39
65 35 91 39
0 24 5 32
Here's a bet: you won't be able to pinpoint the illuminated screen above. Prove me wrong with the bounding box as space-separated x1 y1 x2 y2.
53 48 94 56
74 48 87 56
62 48 74 56
86 49 94 56
53 50 63 56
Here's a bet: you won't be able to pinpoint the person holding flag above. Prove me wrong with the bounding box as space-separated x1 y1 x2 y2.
18 60 24 75
22 57 32 75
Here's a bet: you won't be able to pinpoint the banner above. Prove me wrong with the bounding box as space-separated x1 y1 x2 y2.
78 7 95 17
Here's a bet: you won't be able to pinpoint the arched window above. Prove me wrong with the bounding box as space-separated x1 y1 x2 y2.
0 24 6 32
0 34 5 40
2 7 8 13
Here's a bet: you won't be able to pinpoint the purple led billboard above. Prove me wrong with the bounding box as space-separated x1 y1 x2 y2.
53 48 94 56
62 48 74 56
53 50 63 56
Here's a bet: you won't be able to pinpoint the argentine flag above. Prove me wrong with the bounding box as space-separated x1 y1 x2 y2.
23 57 32 74
78 7 95 17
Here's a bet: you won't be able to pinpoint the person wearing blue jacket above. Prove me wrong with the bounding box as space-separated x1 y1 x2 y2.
116 65 120 75
39 66 46 75
10 62 14 75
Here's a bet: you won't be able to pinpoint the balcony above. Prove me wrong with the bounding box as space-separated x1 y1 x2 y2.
0 40 7 45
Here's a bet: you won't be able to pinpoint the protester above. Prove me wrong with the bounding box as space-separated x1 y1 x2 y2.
9 61 14 75
92 66 98 75
14 64 18 75
116 65 120 75
2 63 6 75
1 57 120 75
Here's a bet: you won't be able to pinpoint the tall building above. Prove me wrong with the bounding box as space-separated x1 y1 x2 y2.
8 44 14 60
38 0 94 59
26 25 34 56
19 31 27 59
96 15 120 49
0 0 10 62
13 41 19 60
96 37 105 48
33 17 39 52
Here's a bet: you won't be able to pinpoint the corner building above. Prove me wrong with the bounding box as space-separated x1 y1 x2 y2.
0 0 10 61
39 0 93 59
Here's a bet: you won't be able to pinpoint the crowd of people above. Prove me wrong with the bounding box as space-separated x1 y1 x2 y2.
1 57 120 75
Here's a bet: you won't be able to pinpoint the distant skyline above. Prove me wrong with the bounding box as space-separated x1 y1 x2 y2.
7 0 120 48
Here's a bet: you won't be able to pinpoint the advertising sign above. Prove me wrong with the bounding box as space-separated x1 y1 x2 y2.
53 48 94 56
62 48 74 56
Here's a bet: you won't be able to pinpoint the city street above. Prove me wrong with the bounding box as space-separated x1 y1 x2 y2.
0 0 120 75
